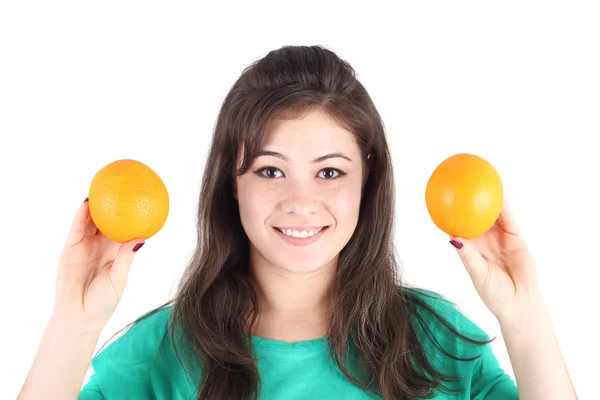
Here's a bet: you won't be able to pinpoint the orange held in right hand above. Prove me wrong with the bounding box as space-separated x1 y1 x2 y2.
53 159 169 331
425 153 504 240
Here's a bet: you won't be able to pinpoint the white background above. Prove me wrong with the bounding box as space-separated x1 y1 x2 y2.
1 1 598 399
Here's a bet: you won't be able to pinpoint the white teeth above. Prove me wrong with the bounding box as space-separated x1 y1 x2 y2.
278 227 323 238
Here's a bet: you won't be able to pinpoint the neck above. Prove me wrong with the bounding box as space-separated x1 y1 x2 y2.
249 250 336 342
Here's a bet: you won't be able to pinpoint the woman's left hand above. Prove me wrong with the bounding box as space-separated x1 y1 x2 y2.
450 199 545 325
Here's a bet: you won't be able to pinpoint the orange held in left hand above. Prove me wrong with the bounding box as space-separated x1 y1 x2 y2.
449 200 543 325
425 153 544 325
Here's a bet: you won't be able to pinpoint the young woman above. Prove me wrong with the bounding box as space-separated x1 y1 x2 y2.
19 45 576 400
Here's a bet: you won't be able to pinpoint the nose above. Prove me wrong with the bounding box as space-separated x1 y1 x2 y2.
279 181 321 216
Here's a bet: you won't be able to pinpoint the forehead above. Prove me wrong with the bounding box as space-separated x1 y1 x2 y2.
261 109 358 153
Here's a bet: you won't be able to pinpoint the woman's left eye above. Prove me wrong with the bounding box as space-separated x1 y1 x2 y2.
318 168 346 179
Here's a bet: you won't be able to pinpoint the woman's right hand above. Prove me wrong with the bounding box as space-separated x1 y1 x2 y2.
52 198 144 332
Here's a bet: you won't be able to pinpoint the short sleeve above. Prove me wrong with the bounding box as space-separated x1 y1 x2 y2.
78 373 104 399
471 342 519 399
410 288 519 399
74 306 198 399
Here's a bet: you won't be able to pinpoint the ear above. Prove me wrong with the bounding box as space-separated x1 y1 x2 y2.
361 153 372 198
232 181 238 200
230 174 238 200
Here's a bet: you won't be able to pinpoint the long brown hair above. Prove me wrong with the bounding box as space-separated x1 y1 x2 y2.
109 45 493 399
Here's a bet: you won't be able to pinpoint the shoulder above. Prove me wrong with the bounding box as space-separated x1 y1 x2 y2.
404 286 466 316
94 306 173 366
403 287 490 357
403 287 518 398
80 305 198 399
404 287 487 336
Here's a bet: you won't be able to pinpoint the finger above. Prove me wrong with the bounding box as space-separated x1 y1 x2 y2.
97 230 121 252
65 198 91 247
498 199 521 235
84 214 99 236
449 237 489 287
96 232 123 267
107 240 145 295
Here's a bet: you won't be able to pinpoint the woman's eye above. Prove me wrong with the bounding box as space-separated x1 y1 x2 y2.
318 168 345 179
253 167 345 179
255 167 284 178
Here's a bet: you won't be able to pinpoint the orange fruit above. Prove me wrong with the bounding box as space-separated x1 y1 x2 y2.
88 159 169 243
425 153 503 239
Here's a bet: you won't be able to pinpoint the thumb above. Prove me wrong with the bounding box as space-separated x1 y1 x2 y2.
108 240 145 295
449 237 488 287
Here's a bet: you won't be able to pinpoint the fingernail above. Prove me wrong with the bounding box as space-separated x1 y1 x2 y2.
133 242 145 252
84 197 89 203
450 239 463 249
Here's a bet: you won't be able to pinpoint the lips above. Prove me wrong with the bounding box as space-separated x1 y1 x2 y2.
274 226 327 238
272 225 329 246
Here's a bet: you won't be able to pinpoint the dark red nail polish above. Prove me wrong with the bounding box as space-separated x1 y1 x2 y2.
84 197 89 203
133 242 145 252
450 239 463 249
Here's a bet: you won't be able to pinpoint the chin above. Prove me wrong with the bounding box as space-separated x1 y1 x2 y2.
272 252 337 274
280 262 326 274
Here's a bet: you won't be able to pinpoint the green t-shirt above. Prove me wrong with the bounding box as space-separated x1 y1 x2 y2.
78 290 518 399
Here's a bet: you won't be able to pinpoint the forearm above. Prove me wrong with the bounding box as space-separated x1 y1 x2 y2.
17 314 102 400
500 300 577 400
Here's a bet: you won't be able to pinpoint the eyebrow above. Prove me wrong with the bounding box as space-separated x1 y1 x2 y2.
256 151 352 163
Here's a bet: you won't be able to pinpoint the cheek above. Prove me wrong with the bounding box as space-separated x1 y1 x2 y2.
328 182 362 221
237 180 277 222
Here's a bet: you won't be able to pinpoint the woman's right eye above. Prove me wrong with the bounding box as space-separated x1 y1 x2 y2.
254 167 284 179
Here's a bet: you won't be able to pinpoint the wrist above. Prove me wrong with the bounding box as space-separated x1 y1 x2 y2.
498 296 552 338
48 311 105 338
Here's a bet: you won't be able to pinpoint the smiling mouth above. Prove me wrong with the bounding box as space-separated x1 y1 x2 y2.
274 226 329 239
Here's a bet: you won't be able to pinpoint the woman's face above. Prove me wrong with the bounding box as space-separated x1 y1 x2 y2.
235 109 365 274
